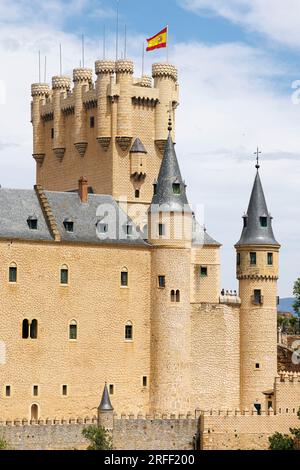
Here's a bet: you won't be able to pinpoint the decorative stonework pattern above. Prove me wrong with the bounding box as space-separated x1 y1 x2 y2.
152 63 178 81
73 68 93 83
52 76 71 90
31 83 50 97
115 59 134 75
95 60 115 75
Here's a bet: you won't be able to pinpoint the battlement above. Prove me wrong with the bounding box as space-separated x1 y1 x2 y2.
152 63 178 81
31 83 50 97
0 416 98 427
277 371 300 382
73 68 93 83
52 76 71 90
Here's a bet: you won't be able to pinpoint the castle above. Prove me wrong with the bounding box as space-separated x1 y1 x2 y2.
0 57 299 450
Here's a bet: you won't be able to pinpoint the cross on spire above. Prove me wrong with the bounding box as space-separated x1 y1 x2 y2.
254 147 262 170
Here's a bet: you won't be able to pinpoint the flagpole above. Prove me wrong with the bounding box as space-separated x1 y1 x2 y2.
166 24 169 63
103 25 106 60
59 44 62 76
142 41 145 76
116 0 119 61
38 51 41 83
124 24 127 59
82 34 85 68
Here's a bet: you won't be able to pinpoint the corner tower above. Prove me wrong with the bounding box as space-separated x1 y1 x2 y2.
148 120 192 414
235 161 280 411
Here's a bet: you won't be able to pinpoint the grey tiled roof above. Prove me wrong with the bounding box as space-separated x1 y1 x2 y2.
0 188 148 246
130 138 147 154
0 189 52 241
236 170 280 247
192 217 221 247
99 383 114 411
150 132 192 213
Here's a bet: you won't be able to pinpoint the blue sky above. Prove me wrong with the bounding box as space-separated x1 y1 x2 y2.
1 0 300 297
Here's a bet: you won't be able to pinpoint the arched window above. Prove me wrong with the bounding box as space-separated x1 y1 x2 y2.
9 262 17 283
171 290 176 302
31 403 39 421
121 267 128 287
125 321 133 340
176 290 180 303
60 265 69 285
69 320 77 340
30 320 38 339
22 319 29 339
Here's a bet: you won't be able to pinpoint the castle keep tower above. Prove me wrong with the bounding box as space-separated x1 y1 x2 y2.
148 122 192 414
32 60 179 210
236 164 280 411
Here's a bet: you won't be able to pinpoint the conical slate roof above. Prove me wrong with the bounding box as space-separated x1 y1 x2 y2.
150 132 192 213
130 138 147 154
236 170 279 247
98 383 114 411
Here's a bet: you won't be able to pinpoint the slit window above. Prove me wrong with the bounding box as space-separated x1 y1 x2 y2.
90 116 95 128
153 183 157 195
158 223 165 237
30 320 38 339
126 225 133 237
250 252 257 265
62 385 68 396
125 323 133 340
143 376 148 387
9 264 17 283
51 128 54 139
69 321 77 340
267 252 273 265
135 189 140 199
243 216 248 228
22 319 29 339
60 266 69 285
5 386 11 397
33 385 39 396
98 223 108 234
260 216 268 227
121 269 128 287
237 253 241 266
109 384 114 395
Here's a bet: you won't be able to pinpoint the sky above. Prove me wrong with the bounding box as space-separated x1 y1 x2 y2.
0 0 300 297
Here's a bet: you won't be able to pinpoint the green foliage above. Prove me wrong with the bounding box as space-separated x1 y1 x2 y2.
293 278 300 318
0 437 8 450
82 425 112 450
269 432 295 450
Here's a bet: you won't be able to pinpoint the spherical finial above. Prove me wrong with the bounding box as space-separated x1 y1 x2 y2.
254 147 262 171
168 116 172 132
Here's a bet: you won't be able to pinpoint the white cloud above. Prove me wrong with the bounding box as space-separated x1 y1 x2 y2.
180 0 300 48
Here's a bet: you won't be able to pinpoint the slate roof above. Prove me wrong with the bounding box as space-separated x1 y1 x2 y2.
192 216 221 247
98 383 114 411
0 188 148 246
130 138 147 154
236 170 280 247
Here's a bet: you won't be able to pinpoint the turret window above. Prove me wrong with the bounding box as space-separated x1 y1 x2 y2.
22 319 38 339
243 216 248 228
153 183 157 195
267 252 273 265
9 263 17 283
27 216 38 230
171 290 180 303
51 128 54 139
135 189 140 199
158 223 165 237
158 275 166 288
260 216 268 227
125 322 133 341
250 252 257 265
237 253 241 266
172 183 181 195
60 265 69 285
63 219 74 232
252 289 263 305
200 266 208 277
90 116 95 128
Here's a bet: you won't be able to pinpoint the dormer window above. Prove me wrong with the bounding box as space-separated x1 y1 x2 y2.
98 223 108 234
126 224 133 237
172 182 181 195
27 216 38 230
63 219 74 232
153 183 157 195
260 216 268 227
243 216 248 228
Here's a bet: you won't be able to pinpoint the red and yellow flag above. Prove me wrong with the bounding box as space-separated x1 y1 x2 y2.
146 27 168 52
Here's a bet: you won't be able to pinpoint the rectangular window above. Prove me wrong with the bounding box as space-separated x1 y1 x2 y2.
143 376 148 387
255 363 260 369
27 218 38 230
267 252 273 265
62 385 68 396
125 324 133 340
126 225 133 237
9 266 17 283
158 275 166 288
121 271 128 287
158 223 165 237
172 183 181 195
5 386 11 397
60 269 69 285
200 266 208 277
51 128 54 139
135 189 140 199
90 116 95 128
109 384 114 395
33 385 38 396
260 216 268 227
69 324 77 340
250 252 257 265
237 253 241 266
253 289 262 305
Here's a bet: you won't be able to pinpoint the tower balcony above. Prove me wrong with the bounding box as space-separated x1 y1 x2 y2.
251 294 264 306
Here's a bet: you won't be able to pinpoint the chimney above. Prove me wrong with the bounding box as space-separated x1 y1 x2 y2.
78 176 88 203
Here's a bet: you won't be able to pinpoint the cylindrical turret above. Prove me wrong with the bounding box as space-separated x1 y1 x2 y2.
52 76 71 161
95 60 115 152
115 59 133 151
236 168 280 411
31 83 50 165
152 63 178 153
73 68 93 157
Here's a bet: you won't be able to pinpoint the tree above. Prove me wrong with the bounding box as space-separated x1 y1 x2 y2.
289 317 298 334
293 278 300 320
82 425 112 450
269 407 300 450
0 438 8 450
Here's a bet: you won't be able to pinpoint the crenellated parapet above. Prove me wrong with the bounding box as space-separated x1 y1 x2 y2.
115 59 134 75
31 83 50 97
152 63 178 82
51 76 71 161
31 83 50 165
52 76 71 91
95 60 115 75
73 68 93 84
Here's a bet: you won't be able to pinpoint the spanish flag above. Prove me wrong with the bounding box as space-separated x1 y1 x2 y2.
146 27 168 52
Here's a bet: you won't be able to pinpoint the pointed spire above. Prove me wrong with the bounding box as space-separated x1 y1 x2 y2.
130 138 147 154
236 169 279 246
149 128 191 213
99 383 114 411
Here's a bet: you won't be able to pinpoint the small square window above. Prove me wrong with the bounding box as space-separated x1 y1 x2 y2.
27 218 38 230
109 384 114 395
158 223 165 237
33 385 38 396
200 266 208 277
172 183 181 195
255 363 260 369
260 216 268 227
5 386 11 397
250 252 257 265
62 385 68 396
125 324 133 340
158 275 166 288
90 116 95 128
9 266 17 283
64 220 74 232
267 252 273 265
143 376 148 387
